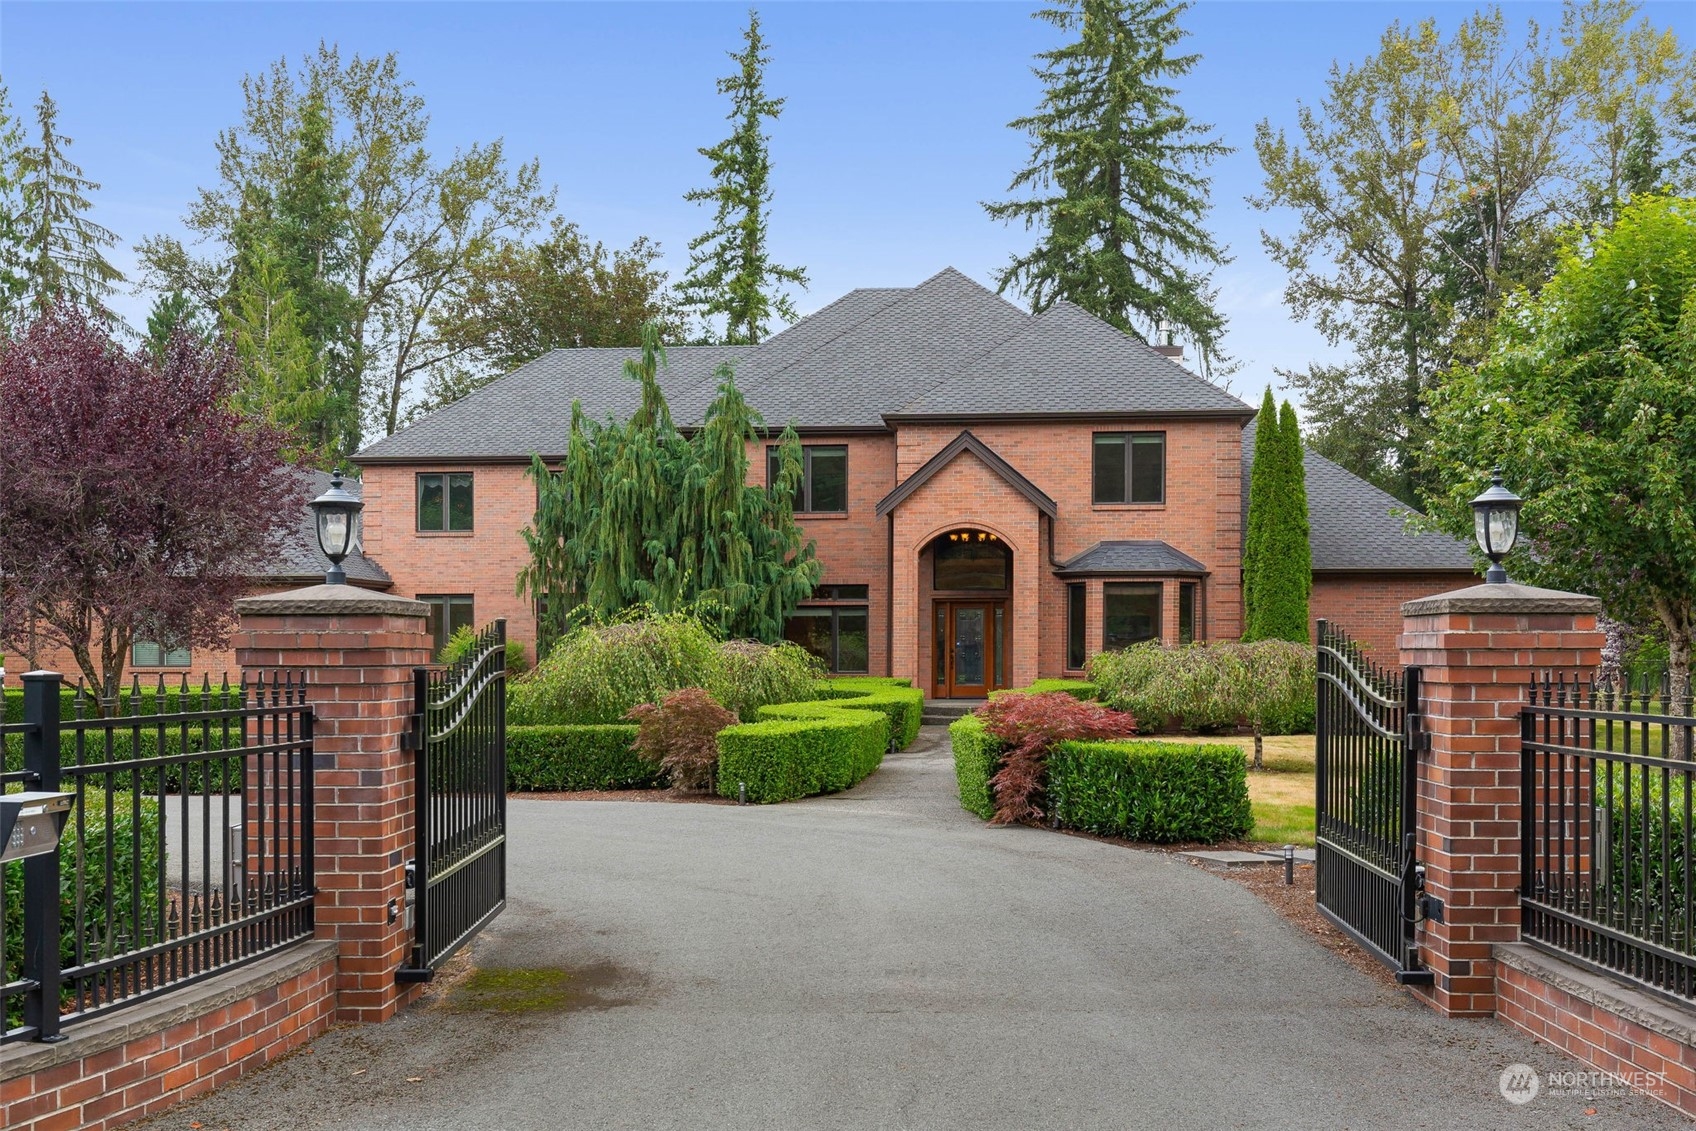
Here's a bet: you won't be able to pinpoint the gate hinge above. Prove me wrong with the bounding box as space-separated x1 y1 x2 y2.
401 718 423 752
1405 712 1430 754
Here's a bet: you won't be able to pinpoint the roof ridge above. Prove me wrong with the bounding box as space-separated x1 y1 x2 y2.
743 286 915 384
882 273 1041 414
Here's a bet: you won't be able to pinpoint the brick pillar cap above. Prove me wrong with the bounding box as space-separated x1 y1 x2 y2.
235 584 428 618
1402 582 1603 617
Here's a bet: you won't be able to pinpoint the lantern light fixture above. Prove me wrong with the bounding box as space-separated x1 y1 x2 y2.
308 469 364 586
1469 469 1523 585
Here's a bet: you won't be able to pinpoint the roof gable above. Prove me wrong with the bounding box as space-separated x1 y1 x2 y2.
875 430 1057 519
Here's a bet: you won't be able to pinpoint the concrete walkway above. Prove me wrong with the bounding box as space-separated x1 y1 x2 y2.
139 728 1682 1130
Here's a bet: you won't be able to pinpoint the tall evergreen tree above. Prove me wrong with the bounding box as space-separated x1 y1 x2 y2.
985 0 1232 375
1242 393 1311 643
0 84 27 331
678 9 808 345
1241 390 1279 639
15 91 123 320
224 236 333 466
143 290 212 363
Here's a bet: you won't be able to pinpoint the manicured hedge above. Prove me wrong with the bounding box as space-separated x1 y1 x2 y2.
808 678 923 750
4 728 252 794
949 715 999 820
1049 740 1251 844
988 679 1097 702
717 706 889 804
505 725 651 791
4 685 248 724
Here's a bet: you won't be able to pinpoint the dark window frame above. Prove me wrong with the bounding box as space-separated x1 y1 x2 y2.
1066 583 1087 670
767 444 849 514
418 593 475 655
784 604 870 674
1091 432 1166 505
417 472 475 532
1178 581 1200 646
1102 581 1163 651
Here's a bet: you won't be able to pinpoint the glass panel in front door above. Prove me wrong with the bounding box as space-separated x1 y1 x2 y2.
955 607 986 687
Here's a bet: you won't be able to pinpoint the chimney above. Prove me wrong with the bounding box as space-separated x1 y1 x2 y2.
1153 344 1184 359
1153 317 1182 359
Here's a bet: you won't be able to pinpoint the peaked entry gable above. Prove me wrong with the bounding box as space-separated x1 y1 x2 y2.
875 430 1057 519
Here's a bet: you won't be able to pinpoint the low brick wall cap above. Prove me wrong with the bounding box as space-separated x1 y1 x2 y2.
1401 582 1603 617
235 584 429 617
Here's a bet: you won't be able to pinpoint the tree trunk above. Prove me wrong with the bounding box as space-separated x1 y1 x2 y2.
1657 595 1692 759
1253 722 1265 772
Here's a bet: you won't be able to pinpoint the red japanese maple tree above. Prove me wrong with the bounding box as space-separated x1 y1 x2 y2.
979 692 1139 825
0 304 303 702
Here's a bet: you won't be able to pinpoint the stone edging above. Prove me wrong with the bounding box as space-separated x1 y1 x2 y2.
0 939 340 1080
1494 942 1696 1048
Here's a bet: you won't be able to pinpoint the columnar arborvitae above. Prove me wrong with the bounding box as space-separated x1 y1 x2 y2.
1241 388 1279 636
1243 393 1311 643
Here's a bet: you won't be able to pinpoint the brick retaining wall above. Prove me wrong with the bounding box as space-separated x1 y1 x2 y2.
1 941 338 1131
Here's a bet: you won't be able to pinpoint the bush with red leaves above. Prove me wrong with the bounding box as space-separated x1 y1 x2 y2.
979 692 1138 825
626 688 738 793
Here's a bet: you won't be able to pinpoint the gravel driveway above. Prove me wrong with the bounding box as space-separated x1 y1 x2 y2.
137 727 1684 1131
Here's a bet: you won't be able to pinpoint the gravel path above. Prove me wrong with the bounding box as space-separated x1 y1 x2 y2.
136 727 1684 1131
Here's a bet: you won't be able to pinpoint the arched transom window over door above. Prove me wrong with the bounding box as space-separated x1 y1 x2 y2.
933 531 1010 591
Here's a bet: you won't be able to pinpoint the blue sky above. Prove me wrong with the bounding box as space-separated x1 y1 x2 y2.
3 1 1692 410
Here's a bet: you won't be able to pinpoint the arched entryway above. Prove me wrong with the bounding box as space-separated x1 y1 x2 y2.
926 529 1011 698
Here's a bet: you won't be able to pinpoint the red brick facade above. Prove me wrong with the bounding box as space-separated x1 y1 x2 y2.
357 415 1457 696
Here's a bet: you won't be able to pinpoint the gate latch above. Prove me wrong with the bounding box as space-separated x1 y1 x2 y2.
1411 863 1445 923
1404 711 1430 754
404 860 417 890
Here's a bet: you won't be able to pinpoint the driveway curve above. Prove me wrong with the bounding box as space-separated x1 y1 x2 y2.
140 728 1680 1131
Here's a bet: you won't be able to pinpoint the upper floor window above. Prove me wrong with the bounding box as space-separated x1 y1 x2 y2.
768 445 848 513
1092 433 1164 505
418 472 474 531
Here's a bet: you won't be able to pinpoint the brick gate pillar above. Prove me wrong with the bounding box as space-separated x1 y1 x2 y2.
232 584 432 1024
1398 582 1603 1017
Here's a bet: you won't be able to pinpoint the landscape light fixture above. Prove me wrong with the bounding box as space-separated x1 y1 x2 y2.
1469 470 1522 585
309 469 364 586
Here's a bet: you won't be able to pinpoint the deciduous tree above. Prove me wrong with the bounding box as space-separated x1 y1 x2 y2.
986 0 1231 375
678 9 808 345
1423 196 1696 714
0 303 302 704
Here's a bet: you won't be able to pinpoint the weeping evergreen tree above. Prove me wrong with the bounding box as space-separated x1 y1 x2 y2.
1242 392 1311 643
14 91 123 321
519 322 820 645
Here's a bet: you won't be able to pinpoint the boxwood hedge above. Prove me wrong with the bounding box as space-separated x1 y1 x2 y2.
807 678 923 750
505 725 650 791
717 704 889 804
1048 740 1251 844
949 715 999 820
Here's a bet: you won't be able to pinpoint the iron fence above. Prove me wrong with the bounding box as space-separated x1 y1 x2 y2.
1521 672 1696 1006
2 669 314 1043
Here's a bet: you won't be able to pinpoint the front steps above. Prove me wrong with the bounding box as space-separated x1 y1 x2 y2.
921 699 982 727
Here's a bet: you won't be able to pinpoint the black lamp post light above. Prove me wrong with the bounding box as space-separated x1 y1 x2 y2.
309 469 364 586
1470 469 1523 585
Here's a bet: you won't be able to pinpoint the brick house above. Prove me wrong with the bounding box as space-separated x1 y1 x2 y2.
352 268 1474 695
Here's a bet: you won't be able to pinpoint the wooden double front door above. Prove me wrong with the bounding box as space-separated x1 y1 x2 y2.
933 600 1005 699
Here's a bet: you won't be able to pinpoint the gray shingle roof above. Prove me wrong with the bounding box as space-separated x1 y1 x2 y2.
1056 540 1209 576
355 267 1250 461
357 345 749 461
892 300 1247 417
267 469 392 588
1241 422 1475 572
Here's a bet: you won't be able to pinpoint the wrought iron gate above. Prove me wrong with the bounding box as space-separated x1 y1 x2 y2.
1314 620 1432 985
398 619 507 982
